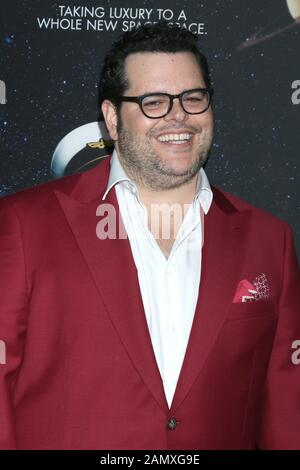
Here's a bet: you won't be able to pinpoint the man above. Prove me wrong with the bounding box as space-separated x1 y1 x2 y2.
0 22 299 450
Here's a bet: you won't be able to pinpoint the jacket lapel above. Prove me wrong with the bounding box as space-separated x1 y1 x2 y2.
54 159 168 412
170 188 252 412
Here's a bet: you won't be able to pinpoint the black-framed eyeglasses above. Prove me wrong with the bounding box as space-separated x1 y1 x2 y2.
115 87 213 119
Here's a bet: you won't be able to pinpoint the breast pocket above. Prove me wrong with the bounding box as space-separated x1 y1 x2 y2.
227 299 276 321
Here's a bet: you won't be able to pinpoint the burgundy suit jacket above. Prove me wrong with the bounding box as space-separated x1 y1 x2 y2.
0 157 299 449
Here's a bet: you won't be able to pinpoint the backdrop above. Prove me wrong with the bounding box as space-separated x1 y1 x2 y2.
1 0 299 257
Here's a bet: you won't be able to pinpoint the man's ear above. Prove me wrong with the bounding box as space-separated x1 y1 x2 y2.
101 100 118 141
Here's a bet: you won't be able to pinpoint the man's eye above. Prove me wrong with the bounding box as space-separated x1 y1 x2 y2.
143 100 165 108
143 96 169 108
184 96 203 103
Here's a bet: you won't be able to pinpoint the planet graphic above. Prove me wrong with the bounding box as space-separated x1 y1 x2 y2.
237 0 300 50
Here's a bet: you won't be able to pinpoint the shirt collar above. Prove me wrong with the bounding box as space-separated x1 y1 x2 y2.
193 166 213 215
103 150 213 214
102 150 135 200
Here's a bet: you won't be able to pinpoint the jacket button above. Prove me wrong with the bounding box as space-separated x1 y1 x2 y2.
167 417 178 430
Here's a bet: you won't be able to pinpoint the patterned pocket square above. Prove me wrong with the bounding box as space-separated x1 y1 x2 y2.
233 273 270 303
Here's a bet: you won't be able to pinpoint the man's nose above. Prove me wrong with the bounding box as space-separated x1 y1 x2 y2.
164 98 187 122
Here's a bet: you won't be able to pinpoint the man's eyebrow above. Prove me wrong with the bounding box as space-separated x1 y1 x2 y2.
125 90 169 95
128 87 205 96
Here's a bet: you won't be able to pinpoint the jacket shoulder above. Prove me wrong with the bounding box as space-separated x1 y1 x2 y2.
0 157 109 211
213 186 291 231
1 173 80 208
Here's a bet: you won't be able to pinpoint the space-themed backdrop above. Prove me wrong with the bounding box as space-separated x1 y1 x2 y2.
1 0 300 257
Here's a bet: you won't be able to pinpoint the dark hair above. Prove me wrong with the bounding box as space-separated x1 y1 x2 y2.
98 21 212 108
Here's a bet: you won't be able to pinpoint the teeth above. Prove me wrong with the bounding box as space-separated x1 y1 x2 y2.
158 133 192 143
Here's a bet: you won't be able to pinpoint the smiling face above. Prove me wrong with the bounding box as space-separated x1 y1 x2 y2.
101 52 214 190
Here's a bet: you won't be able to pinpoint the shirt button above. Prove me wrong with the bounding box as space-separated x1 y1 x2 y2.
167 417 178 430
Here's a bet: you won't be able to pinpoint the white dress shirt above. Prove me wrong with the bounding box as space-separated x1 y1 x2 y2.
103 151 213 407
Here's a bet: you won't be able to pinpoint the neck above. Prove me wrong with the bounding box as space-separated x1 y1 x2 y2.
137 175 198 208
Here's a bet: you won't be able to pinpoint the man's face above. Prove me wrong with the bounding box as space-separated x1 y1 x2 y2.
103 52 214 190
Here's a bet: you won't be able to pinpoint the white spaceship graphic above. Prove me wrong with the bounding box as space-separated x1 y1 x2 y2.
238 0 300 50
51 121 113 176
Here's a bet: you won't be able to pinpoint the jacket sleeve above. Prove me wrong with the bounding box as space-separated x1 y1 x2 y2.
0 198 29 449
257 223 300 449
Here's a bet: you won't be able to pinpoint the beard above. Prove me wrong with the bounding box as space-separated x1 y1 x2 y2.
116 117 213 191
